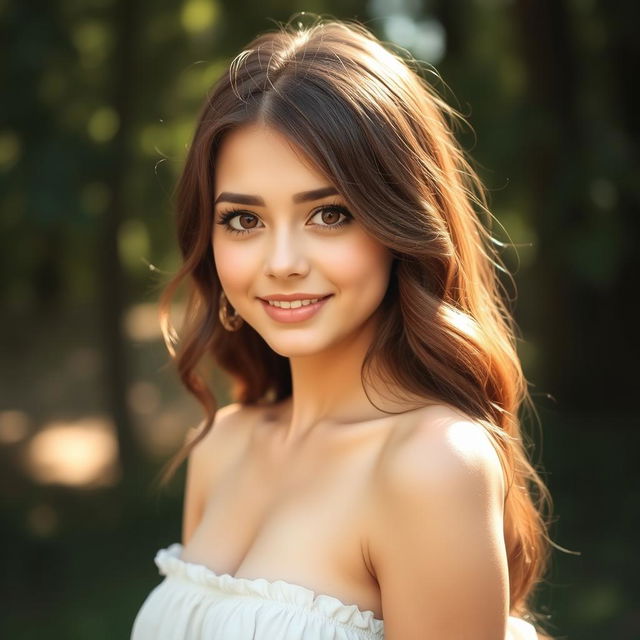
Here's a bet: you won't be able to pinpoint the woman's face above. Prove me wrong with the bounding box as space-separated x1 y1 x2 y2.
212 123 393 357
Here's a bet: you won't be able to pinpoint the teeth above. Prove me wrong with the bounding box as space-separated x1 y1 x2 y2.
268 298 320 308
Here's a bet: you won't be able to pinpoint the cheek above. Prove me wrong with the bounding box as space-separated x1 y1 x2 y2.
212 238 255 292
327 234 392 294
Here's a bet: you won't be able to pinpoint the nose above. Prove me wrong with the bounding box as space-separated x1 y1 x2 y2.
263 227 310 279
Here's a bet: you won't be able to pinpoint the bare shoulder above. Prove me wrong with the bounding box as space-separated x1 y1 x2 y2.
193 401 246 434
181 401 257 544
186 401 270 464
375 403 505 506
364 404 510 637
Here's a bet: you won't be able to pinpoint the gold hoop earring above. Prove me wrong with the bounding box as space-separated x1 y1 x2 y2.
218 291 244 331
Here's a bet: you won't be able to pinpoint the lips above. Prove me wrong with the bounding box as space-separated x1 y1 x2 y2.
259 293 333 303
259 294 333 323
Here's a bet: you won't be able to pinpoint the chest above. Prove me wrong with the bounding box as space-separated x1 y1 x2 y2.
181 422 389 619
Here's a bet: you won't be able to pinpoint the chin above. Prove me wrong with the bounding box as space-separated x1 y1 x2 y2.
261 332 335 358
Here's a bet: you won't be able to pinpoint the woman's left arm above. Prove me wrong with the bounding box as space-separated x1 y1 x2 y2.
366 416 510 640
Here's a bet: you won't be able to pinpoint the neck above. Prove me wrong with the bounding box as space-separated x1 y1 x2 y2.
273 309 423 446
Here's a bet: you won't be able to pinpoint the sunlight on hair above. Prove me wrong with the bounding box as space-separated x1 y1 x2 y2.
441 304 482 341
497 210 538 269
24 416 120 487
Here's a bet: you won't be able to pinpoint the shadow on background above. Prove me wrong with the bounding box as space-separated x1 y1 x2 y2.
1 1 638 638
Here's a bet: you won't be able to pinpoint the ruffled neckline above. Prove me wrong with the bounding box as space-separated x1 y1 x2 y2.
155 542 384 634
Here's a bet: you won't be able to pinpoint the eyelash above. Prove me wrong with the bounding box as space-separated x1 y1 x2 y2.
215 203 353 236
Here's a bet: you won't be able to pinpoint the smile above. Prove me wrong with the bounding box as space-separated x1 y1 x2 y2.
259 295 333 323
267 298 321 308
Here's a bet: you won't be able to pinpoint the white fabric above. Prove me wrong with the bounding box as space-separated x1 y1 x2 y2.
130 542 539 640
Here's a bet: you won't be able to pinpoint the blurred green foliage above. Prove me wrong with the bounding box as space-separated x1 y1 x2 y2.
1 0 638 638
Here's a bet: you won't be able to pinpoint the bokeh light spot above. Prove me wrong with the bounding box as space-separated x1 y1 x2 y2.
87 107 120 143
25 417 119 487
124 302 162 342
181 0 219 34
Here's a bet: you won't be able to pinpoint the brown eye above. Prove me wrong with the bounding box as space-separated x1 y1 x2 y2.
320 209 341 225
230 213 259 230
216 209 264 235
309 205 352 230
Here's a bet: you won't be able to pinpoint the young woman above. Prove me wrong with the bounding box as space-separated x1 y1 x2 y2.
131 15 556 640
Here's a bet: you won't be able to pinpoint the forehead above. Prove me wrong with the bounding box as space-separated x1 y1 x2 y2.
214 124 328 195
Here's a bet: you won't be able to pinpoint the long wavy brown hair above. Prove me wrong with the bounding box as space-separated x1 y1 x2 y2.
155 14 558 635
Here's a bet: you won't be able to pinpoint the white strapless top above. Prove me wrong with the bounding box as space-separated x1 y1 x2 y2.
130 542 539 640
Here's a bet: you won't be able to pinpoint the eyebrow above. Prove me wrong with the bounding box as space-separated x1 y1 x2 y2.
214 186 339 206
